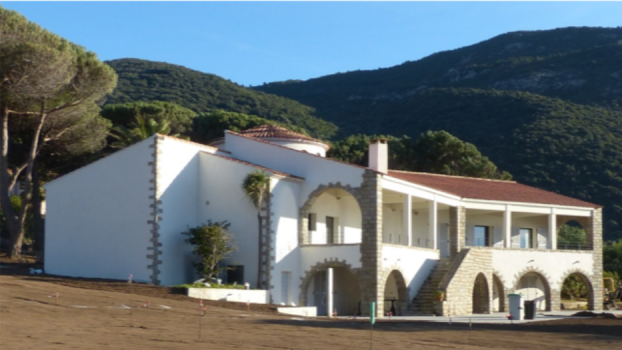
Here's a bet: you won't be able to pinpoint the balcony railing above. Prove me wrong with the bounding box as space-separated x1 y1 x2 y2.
556 242 592 250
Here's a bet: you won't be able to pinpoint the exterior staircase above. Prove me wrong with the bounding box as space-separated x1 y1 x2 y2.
406 258 452 315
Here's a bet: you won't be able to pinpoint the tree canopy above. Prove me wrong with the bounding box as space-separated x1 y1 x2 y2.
0 7 117 257
328 131 512 180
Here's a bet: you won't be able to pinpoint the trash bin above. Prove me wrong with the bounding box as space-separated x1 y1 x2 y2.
523 300 536 320
508 294 524 320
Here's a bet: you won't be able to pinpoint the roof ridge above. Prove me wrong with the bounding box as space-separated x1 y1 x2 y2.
156 133 219 151
227 130 380 174
388 169 517 183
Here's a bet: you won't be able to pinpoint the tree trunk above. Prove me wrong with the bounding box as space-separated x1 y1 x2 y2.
5 103 48 258
0 107 21 255
32 160 45 253
257 212 263 289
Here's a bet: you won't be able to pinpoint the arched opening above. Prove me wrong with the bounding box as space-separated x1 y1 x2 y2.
383 270 409 316
472 273 490 314
304 266 362 316
492 274 505 312
561 272 594 310
515 272 551 311
303 187 362 245
557 220 586 250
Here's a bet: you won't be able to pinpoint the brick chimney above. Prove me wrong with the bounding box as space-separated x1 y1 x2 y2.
369 139 388 173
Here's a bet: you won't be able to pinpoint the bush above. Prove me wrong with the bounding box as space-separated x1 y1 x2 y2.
181 220 236 281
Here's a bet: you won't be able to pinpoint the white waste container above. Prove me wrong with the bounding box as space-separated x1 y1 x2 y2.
508 294 524 321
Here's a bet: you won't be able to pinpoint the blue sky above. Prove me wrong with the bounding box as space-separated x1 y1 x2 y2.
2 2 621 86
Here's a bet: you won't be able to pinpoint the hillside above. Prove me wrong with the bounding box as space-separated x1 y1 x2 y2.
104 59 337 139
255 27 622 114
253 27 622 240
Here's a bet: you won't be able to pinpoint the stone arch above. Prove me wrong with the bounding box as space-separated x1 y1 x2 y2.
559 268 595 310
512 266 553 312
492 272 506 312
381 268 409 316
299 183 363 245
472 273 490 314
298 259 363 316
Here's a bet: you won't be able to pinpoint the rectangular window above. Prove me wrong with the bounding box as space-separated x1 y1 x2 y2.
308 213 317 231
474 226 489 247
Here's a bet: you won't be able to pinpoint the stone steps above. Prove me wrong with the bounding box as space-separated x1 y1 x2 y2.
405 258 452 315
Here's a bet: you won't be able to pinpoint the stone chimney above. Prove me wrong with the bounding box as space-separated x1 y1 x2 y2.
369 139 388 173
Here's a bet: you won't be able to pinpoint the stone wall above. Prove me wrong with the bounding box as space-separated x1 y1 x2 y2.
449 207 466 257
438 248 493 316
358 170 384 316
587 208 603 311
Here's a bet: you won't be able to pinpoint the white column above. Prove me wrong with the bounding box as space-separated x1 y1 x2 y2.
548 209 557 250
327 268 333 317
504 205 512 248
428 199 438 249
403 194 412 246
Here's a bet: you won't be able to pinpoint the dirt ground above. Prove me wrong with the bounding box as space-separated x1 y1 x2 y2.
1 259 621 350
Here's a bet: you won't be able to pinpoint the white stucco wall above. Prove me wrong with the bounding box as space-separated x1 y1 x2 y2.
269 140 327 157
271 177 302 305
224 133 365 202
300 245 362 270
464 211 550 249
491 249 594 294
197 153 265 288
155 138 211 286
381 245 439 300
44 137 155 282
309 193 361 244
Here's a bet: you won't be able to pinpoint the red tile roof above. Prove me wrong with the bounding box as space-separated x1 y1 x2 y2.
387 170 600 208
238 124 328 147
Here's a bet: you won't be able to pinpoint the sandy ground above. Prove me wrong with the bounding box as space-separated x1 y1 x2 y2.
1 261 621 349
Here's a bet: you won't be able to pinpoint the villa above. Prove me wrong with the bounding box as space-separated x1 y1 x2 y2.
44 125 603 316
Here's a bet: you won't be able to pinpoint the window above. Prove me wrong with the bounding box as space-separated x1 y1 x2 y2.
519 228 533 248
326 216 335 244
474 226 490 247
308 213 317 231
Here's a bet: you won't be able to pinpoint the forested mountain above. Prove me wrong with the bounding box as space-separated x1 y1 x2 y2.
103 28 622 241
253 27 622 241
255 27 622 115
104 59 337 139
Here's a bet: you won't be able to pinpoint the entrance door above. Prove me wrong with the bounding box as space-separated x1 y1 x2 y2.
313 271 327 316
326 216 335 244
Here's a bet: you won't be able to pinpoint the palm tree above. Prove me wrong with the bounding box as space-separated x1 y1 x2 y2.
242 170 271 289
109 113 183 149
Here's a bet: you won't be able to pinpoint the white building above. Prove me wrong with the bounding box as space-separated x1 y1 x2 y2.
44 125 603 316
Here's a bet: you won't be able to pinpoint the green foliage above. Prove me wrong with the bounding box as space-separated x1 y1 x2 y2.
1 7 117 257
100 101 196 136
108 113 184 149
181 221 236 281
242 170 271 211
328 131 511 180
411 131 512 179
603 240 622 279
561 274 588 300
190 110 310 145
104 58 337 139
558 223 586 245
